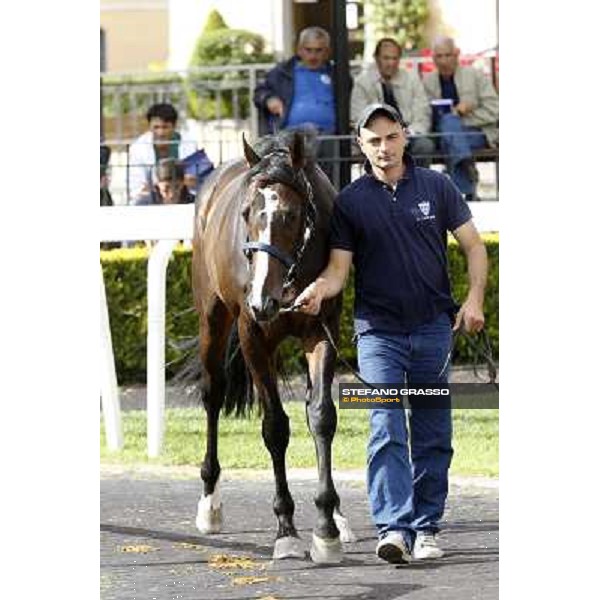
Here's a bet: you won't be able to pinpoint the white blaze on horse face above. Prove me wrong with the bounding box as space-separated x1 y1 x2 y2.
249 187 280 307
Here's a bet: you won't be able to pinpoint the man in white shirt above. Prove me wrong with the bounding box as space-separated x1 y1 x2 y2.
127 103 197 203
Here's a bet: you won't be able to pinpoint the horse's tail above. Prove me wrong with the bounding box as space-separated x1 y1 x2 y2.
222 319 256 417
169 319 255 418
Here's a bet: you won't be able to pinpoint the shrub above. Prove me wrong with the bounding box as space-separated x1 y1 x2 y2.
202 9 228 34
364 0 430 50
101 235 499 384
187 23 274 120
101 246 198 382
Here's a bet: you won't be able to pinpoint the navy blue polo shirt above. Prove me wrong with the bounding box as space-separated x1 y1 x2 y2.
329 157 472 334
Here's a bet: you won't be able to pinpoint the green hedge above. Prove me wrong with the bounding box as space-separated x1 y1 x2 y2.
101 235 498 384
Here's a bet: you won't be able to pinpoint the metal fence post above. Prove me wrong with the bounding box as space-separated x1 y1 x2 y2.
147 239 178 457
249 66 258 140
100 262 123 451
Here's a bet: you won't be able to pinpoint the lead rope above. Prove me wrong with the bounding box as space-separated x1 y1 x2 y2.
281 306 498 390
279 305 376 387
439 327 498 389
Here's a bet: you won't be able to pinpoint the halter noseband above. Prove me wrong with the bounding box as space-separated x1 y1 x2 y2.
242 241 295 270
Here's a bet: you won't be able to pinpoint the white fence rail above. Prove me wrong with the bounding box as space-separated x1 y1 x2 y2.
100 202 499 456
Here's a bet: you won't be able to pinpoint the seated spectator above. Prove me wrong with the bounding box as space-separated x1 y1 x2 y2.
133 158 195 206
422 37 499 201
100 144 113 207
253 26 341 182
351 37 435 167
127 103 198 203
100 144 122 249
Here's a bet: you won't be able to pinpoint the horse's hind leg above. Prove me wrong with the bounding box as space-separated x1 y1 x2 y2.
195 297 232 534
237 315 304 560
303 334 355 563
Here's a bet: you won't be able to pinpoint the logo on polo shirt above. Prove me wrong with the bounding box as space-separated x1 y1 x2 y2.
412 198 436 222
320 74 331 85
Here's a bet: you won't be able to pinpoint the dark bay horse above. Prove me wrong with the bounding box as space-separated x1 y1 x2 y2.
191 130 355 563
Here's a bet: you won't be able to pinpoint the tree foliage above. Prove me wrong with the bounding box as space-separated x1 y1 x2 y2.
202 9 228 34
190 29 273 68
364 0 430 50
186 14 274 120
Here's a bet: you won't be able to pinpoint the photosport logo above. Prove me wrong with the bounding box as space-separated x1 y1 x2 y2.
338 383 499 409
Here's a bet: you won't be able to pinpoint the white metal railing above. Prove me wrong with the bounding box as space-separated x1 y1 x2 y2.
100 205 194 456
100 202 499 456
102 133 499 205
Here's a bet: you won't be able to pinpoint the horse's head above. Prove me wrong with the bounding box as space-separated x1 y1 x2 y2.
241 133 315 323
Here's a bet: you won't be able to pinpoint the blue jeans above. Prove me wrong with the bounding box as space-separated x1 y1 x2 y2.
437 113 487 194
357 313 453 549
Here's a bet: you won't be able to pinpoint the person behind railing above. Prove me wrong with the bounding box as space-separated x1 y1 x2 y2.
422 37 499 201
351 37 436 168
100 144 113 207
100 144 122 249
132 158 195 206
252 26 342 181
127 102 198 203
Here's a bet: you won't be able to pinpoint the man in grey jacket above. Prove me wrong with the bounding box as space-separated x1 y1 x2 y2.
423 37 499 201
351 38 436 166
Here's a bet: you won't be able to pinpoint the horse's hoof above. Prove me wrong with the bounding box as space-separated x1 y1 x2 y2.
310 533 343 564
273 535 306 560
196 502 223 534
334 511 357 543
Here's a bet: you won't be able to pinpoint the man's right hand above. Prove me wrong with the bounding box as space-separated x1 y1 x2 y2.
292 250 353 316
454 101 475 117
266 97 284 116
293 282 324 316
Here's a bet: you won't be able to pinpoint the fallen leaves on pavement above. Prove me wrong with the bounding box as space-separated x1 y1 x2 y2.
208 553 266 571
173 542 207 551
118 544 159 554
231 575 279 586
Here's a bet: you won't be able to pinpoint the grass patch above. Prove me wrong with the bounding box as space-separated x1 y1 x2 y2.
101 402 498 477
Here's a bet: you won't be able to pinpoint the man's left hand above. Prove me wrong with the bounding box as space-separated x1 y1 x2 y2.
454 297 485 333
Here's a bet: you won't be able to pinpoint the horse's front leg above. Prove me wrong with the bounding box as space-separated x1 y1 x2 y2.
303 332 355 563
237 315 304 560
195 299 232 534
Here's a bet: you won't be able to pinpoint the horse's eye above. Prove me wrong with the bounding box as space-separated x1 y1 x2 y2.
281 212 298 227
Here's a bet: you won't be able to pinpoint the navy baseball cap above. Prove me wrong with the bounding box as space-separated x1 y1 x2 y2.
355 103 407 135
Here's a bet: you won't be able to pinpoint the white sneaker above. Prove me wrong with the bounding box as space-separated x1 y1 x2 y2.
413 532 444 560
376 532 411 564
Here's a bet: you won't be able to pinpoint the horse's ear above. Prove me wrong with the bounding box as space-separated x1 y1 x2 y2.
242 134 261 167
290 131 306 169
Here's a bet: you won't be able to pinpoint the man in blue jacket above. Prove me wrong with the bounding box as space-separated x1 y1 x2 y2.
253 26 338 181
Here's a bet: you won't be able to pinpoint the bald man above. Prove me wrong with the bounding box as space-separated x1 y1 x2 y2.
423 37 499 201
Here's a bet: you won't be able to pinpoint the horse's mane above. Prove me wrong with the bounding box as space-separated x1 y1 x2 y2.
253 129 317 162
244 131 314 200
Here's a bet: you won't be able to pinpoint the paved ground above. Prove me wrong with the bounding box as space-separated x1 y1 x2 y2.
101 470 498 600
